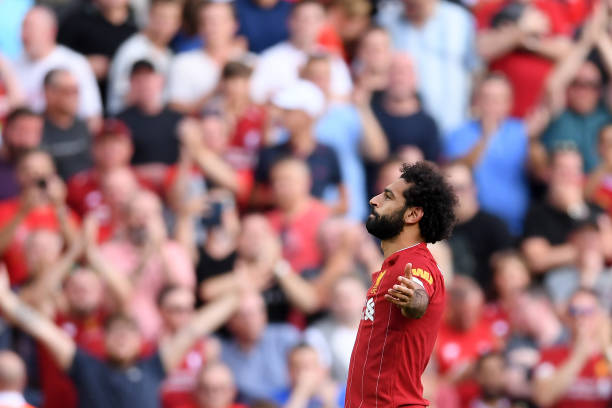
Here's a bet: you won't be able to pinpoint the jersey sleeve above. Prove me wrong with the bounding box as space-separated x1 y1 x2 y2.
399 259 437 298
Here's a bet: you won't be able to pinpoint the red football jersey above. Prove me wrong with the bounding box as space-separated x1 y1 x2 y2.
345 243 446 407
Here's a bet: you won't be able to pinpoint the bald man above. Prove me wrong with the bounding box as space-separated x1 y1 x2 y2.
191 362 246 408
0 350 35 408
14 6 102 125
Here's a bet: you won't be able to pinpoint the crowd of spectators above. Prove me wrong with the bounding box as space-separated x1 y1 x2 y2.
2 0 612 407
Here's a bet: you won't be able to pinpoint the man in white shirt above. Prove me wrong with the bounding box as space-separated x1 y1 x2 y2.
0 350 32 408
13 6 102 130
250 0 352 104
107 0 182 115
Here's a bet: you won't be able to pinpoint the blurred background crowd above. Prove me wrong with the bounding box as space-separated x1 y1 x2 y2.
1 0 612 407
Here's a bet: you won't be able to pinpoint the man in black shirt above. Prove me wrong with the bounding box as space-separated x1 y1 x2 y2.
42 69 93 180
118 60 182 165
0 267 239 408
444 163 513 295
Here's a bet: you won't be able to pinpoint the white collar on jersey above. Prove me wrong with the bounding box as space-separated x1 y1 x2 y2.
385 242 423 259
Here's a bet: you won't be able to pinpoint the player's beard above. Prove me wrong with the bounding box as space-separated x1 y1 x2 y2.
366 206 406 240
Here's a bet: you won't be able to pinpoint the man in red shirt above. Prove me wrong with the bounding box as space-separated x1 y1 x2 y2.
345 162 457 407
533 288 612 408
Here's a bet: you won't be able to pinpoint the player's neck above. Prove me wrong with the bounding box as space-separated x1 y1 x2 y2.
380 233 423 259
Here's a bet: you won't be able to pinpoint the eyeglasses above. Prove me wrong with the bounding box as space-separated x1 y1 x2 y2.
568 305 597 317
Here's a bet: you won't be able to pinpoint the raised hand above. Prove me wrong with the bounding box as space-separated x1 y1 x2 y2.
385 263 429 319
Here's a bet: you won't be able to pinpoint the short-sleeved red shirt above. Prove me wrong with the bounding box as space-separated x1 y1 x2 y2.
0 200 79 285
474 0 572 117
345 243 445 407
535 346 612 408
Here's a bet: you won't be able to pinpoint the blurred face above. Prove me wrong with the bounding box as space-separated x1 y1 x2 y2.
126 193 163 236
101 168 139 210
567 62 601 115
222 76 250 101
3 115 43 158
93 136 133 169
129 71 164 106
288 347 322 386
402 0 432 21
25 230 63 274
195 364 236 408
447 278 483 330
475 78 512 122
280 108 313 134
96 0 129 9
367 178 409 240
567 292 602 339
105 319 142 365
238 215 274 259
387 54 417 96
549 150 584 191
198 3 237 45
302 60 331 97
148 2 182 44
201 116 229 154
160 288 195 332
289 3 325 46
331 277 367 325
227 292 267 344
16 152 56 189
476 355 507 400
45 71 79 116
271 161 311 210
357 29 392 73
493 257 530 300
64 269 103 316
444 164 477 220
22 8 56 59
334 9 369 41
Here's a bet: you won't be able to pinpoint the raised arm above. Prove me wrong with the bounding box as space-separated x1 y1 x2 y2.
354 93 388 163
0 266 76 371
159 292 239 372
385 263 429 319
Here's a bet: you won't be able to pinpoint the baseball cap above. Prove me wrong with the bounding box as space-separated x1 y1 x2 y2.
94 119 132 143
272 80 325 118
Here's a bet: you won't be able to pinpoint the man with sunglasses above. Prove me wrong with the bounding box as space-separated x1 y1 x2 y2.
533 288 612 408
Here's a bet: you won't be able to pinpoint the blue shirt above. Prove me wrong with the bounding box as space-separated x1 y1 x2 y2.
273 385 346 408
377 1 480 134
445 119 529 235
315 103 368 221
236 0 292 53
221 324 300 401
0 0 33 60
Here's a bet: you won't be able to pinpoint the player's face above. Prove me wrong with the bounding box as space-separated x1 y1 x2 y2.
366 179 409 240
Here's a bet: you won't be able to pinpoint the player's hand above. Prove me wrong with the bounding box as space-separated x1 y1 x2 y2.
384 263 420 309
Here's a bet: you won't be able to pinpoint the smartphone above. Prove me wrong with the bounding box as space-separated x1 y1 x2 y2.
200 202 223 228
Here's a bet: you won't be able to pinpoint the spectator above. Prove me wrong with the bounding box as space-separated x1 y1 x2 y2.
0 351 33 408
107 0 183 115
543 221 612 311
187 362 247 408
167 1 246 114
235 0 292 54
587 124 612 213
0 55 25 125
475 0 572 118
0 108 43 200
118 60 182 166
98 190 195 341
305 275 366 383
435 275 500 408
0 0 33 61
445 73 530 235
0 263 240 408
0 149 78 285
521 148 605 275
266 158 331 275
14 7 102 130
254 80 346 214
319 0 372 60
377 0 480 132
370 53 440 163
351 26 393 95
41 69 93 181
533 288 612 408
469 352 513 408
158 285 220 408
301 54 388 221
272 343 344 408
57 0 138 88
221 291 300 402
443 162 513 295
250 0 353 103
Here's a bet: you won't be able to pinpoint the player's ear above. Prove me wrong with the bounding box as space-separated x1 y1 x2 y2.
404 206 424 225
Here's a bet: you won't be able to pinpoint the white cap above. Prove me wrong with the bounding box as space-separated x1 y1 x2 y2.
271 80 325 118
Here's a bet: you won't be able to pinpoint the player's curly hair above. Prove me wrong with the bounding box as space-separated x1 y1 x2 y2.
400 162 457 244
